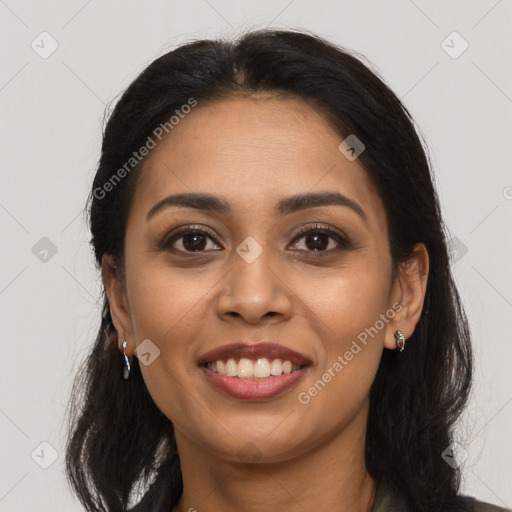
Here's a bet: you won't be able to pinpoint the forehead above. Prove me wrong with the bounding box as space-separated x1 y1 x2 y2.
130 94 386 226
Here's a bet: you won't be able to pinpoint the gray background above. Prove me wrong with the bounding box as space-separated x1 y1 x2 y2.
1 0 511 510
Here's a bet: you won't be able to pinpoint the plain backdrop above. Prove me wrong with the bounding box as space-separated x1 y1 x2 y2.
1 1 511 510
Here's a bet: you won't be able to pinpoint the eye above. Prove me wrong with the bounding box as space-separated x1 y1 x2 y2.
158 223 351 254
158 225 222 253
289 223 351 253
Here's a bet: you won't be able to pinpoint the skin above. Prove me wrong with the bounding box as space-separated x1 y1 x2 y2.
103 93 429 512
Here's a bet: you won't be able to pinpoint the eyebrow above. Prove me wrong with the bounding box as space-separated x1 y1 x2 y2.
146 191 367 222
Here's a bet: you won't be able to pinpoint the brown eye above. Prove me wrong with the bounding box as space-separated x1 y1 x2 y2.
289 224 351 253
158 225 222 253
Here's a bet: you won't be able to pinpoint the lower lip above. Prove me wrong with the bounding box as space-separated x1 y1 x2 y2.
200 365 309 401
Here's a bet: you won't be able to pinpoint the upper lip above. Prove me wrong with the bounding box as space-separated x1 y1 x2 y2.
198 342 312 367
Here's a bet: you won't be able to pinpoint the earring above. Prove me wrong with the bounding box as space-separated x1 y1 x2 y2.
122 340 132 380
394 330 405 352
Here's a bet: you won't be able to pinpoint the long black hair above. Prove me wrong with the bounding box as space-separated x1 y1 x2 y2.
65 29 472 512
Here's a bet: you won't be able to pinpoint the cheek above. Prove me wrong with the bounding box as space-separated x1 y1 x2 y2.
126 259 212 343
124 251 216 392
292 259 391 415
125 262 215 423
297 257 391 346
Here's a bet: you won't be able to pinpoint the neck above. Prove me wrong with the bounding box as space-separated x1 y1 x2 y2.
171 407 377 512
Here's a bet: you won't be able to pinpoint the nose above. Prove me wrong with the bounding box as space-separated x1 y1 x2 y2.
216 248 293 326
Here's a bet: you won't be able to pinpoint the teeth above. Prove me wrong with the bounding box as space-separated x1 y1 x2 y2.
237 358 253 378
225 358 237 377
270 358 282 375
206 357 302 379
253 358 270 378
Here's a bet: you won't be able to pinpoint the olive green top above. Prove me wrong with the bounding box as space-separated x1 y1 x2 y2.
371 480 511 512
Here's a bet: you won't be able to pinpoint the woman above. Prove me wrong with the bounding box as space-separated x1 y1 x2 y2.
65 29 510 512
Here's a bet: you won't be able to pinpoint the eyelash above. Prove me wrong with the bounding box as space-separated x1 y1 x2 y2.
158 223 351 254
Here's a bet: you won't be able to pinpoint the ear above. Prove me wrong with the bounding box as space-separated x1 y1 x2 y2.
102 254 135 356
383 243 429 350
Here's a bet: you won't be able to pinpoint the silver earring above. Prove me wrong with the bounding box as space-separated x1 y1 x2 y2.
122 340 131 380
394 330 405 352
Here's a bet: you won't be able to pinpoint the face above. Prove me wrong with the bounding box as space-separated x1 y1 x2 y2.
106 94 419 463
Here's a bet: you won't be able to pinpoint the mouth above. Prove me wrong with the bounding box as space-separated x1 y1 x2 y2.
198 342 312 400
202 357 305 379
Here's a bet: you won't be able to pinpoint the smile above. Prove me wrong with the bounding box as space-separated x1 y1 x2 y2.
204 357 304 379
200 360 310 401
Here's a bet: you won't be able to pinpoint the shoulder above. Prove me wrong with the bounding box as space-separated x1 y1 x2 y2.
471 498 512 512
371 480 511 512
454 494 511 512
